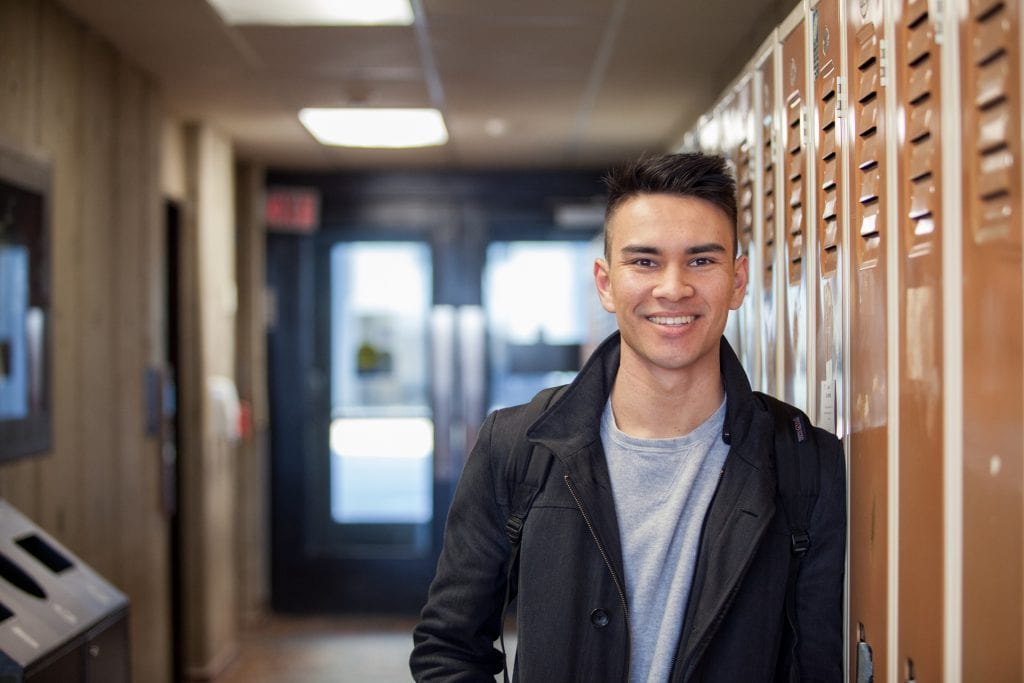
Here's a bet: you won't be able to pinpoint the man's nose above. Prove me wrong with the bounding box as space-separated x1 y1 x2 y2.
652 265 695 300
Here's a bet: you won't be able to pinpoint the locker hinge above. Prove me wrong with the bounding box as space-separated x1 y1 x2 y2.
835 77 845 119
800 106 808 150
879 38 889 88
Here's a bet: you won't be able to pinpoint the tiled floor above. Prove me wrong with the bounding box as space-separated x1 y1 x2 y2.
212 615 515 683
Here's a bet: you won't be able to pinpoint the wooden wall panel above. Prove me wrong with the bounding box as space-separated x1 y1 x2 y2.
114 61 145 585
812 0 845 438
758 48 781 396
181 124 241 678
0 0 44 520
235 163 271 625
894 0 945 679
0 3 173 682
781 17 810 411
139 76 173 683
34 0 83 545
77 34 120 578
114 62 172 683
847 0 890 677
0 0 38 144
960 0 1023 678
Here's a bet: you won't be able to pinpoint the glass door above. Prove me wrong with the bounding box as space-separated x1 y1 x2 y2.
326 242 434 555
273 238 448 613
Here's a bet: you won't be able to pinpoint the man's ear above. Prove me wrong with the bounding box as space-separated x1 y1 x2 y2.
729 254 749 310
594 258 616 313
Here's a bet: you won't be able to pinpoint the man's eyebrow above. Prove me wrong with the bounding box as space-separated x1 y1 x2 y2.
686 243 728 255
619 242 728 256
619 244 661 255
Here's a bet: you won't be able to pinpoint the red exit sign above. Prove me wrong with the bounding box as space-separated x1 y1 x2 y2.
266 187 320 233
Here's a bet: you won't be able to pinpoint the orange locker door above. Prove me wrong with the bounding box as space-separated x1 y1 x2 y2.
812 0 845 438
781 18 809 411
847 0 889 677
759 49 781 395
733 78 759 382
960 0 1024 678
895 0 945 679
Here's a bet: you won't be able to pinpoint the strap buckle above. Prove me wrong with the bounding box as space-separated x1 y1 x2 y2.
790 531 810 557
505 515 525 545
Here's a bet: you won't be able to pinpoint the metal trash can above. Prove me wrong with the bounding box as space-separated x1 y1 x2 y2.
0 499 129 682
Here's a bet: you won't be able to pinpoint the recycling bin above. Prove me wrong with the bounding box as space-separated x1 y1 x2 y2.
0 499 129 682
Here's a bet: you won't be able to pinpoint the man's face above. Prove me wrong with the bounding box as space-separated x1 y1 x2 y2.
594 193 748 380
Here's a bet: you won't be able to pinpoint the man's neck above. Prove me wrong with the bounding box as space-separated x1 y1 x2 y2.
610 352 725 440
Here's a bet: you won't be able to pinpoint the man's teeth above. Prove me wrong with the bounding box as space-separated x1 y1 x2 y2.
648 315 695 325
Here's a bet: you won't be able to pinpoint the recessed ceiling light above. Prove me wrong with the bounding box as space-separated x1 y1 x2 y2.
299 108 449 148
207 0 414 26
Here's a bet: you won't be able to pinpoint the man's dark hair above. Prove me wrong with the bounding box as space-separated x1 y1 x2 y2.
602 152 738 257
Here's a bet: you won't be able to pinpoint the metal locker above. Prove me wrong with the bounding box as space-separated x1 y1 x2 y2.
710 96 738 353
780 11 810 411
894 0 946 679
757 43 782 396
847 0 890 677
960 0 1024 678
732 76 761 385
812 0 846 439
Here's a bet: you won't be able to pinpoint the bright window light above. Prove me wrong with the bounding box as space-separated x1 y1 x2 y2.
299 108 449 148
330 417 433 459
207 0 414 26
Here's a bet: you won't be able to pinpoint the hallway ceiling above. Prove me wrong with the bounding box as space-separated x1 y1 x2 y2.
57 0 793 171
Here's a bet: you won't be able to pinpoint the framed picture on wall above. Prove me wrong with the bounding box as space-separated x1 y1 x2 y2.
0 141 52 460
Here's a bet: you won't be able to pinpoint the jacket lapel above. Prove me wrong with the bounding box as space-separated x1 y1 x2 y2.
675 416 775 675
559 441 627 584
675 340 777 677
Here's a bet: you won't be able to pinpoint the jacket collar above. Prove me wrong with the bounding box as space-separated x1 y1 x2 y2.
527 331 762 460
524 331 618 457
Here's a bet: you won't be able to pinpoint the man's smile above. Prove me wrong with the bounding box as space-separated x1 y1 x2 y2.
646 315 697 326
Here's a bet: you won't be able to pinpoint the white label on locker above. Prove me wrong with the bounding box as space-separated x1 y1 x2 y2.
819 379 837 433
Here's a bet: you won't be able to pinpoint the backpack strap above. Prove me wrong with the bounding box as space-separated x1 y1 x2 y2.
499 384 565 682
754 391 820 682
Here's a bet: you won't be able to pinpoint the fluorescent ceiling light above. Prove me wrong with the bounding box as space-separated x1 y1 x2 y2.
207 0 414 26
299 108 449 148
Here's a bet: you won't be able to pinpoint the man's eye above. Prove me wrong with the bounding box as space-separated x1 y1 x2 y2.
691 257 714 267
634 258 656 267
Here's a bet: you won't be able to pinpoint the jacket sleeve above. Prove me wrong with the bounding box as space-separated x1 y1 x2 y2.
795 429 847 682
410 410 512 682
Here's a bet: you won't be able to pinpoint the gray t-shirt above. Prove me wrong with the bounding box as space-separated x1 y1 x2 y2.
601 397 730 683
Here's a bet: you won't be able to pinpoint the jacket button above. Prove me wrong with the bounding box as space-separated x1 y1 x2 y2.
590 608 610 628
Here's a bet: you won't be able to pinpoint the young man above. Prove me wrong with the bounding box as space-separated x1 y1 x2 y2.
411 153 846 682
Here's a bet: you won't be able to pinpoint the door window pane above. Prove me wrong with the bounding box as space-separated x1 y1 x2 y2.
330 242 432 525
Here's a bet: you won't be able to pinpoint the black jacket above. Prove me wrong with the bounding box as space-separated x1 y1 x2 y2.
411 333 846 682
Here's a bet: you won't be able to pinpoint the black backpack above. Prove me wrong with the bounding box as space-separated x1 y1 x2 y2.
500 387 821 681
